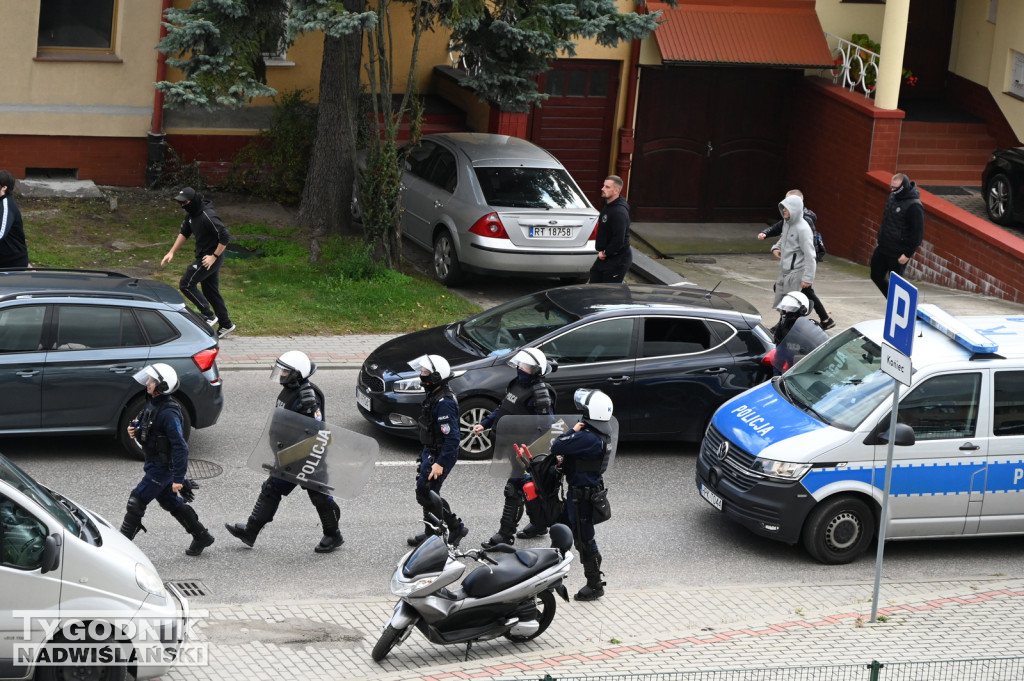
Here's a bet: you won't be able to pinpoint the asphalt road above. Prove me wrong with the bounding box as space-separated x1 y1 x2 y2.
5 368 1024 607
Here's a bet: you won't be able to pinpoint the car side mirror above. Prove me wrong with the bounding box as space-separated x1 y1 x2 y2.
40 533 61 574
869 422 916 446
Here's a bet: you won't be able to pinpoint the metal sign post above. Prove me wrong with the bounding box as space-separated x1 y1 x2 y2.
871 274 917 623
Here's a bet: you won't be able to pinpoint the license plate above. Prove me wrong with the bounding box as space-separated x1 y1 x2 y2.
700 483 723 511
529 226 573 238
356 388 371 411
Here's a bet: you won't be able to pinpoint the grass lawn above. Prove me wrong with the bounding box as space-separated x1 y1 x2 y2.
18 188 480 335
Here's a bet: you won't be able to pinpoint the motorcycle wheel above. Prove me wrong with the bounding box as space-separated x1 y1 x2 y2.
371 624 407 662
504 590 556 643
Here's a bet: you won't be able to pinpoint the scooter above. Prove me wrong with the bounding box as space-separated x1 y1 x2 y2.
372 491 573 662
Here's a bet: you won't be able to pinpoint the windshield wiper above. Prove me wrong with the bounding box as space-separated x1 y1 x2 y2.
454 322 488 354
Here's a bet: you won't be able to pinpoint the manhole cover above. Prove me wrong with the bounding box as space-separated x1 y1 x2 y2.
170 580 211 597
187 459 223 480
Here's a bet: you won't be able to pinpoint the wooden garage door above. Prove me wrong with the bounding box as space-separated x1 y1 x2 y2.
531 60 620 207
630 66 798 222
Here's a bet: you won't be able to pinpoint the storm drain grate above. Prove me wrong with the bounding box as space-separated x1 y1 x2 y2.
170 580 211 598
186 459 223 480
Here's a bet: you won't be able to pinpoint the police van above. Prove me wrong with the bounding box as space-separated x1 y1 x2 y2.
695 306 1024 564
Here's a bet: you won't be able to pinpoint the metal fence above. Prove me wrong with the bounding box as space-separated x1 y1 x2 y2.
512 657 1024 681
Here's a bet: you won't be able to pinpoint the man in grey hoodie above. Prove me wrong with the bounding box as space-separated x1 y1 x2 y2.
770 192 819 311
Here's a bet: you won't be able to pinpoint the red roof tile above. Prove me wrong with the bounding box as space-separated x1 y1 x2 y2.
648 0 834 68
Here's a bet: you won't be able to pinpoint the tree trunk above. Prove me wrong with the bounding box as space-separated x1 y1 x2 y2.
300 30 363 261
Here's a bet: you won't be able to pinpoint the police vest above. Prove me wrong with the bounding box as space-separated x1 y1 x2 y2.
277 380 326 420
139 397 183 464
417 385 456 450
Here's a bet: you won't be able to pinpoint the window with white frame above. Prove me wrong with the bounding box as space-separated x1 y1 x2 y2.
1011 50 1024 100
37 0 117 53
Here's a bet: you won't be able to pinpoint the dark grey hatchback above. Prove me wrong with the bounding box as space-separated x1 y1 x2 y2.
356 284 774 459
0 269 223 457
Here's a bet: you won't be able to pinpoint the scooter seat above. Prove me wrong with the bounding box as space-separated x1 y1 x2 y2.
462 549 561 598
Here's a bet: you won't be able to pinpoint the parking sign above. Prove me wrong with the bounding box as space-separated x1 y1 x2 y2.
884 273 918 357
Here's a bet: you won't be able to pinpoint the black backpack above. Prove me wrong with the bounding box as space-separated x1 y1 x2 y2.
813 228 826 262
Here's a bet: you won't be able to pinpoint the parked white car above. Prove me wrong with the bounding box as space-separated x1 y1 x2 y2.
0 453 189 680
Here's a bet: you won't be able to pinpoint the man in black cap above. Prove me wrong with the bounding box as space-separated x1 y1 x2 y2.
870 173 924 298
162 187 236 338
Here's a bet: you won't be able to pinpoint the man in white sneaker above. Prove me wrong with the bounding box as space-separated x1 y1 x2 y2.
162 187 236 338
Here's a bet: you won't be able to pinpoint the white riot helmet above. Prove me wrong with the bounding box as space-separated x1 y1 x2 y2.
408 354 463 391
133 363 179 395
776 291 810 317
506 347 552 376
574 388 613 422
272 350 316 386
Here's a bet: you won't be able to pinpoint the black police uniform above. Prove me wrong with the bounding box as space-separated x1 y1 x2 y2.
553 420 609 600
479 372 554 546
120 393 215 556
226 379 344 552
407 380 468 546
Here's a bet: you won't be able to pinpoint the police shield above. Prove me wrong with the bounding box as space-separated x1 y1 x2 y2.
247 408 378 498
773 316 829 375
488 414 618 479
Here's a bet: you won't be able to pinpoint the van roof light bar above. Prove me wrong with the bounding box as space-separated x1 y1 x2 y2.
916 303 999 353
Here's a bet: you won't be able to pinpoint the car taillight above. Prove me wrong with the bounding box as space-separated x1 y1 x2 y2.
193 347 219 372
762 349 776 367
469 212 509 239
588 224 598 240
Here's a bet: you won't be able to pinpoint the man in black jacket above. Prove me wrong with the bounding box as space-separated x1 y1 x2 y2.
588 175 632 284
0 170 29 269
162 187 236 338
870 173 925 297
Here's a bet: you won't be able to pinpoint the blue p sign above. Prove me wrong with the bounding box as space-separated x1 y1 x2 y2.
884 273 918 357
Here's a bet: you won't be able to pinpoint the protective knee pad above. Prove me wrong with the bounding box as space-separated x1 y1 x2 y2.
126 494 147 518
120 494 148 539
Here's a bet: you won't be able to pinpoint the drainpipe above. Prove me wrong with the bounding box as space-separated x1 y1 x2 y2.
146 0 174 188
616 5 644 195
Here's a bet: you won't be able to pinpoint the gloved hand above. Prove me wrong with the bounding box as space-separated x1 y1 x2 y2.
179 478 199 503
299 385 318 411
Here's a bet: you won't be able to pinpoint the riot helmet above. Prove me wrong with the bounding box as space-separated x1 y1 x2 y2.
506 347 553 377
272 350 316 387
133 363 179 395
408 354 462 392
574 388 613 422
775 291 810 317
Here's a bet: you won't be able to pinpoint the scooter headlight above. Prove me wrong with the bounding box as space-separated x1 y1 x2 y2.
390 573 438 597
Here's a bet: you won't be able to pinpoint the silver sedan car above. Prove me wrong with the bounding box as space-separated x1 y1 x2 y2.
393 133 600 285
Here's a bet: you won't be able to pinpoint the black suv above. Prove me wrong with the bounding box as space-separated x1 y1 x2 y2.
0 269 223 456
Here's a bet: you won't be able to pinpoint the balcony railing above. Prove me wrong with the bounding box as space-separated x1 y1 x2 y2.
822 32 880 98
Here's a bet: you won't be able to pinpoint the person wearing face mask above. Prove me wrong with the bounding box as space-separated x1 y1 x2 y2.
473 348 557 548
406 354 469 547
870 173 924 298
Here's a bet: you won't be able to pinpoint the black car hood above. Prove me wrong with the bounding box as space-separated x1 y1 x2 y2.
366 324 500 376
997 147 1024 165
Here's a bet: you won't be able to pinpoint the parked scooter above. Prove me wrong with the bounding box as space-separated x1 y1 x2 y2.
372 491 573 662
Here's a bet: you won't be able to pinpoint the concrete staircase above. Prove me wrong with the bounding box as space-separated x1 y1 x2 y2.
897 120 996 186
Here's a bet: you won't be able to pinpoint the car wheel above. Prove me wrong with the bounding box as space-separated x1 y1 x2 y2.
458 397 497 460
36 633 128 681
118 394 193 460
986 173 1014 226
433 231 466 286
800 495 875 565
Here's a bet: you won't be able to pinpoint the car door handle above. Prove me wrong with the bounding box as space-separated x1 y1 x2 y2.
606 375 631 384
16 370 40 377
702 367 728 375
109 365 136 374
959 443 980 451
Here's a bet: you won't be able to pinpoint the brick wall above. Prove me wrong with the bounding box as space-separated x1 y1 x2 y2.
787 78 1024 304
0 134 147 186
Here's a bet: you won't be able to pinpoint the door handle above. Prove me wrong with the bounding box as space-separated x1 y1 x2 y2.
706 140 713 157
702 367 728 375
109 366 136 374
606 375 631 384
959 443 980 451
16 370 40 377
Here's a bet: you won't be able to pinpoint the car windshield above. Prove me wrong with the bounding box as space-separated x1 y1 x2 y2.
474 167 591 210
782 327 896 431
0 456 80 534
460 292 580 356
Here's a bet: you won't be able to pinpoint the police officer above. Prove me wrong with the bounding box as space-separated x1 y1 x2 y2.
225 351 344 553
553 388 613 601
120 364 215 556
473 348 555 548
407 354 469 547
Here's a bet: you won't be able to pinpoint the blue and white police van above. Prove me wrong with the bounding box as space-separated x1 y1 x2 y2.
695 307 1024 564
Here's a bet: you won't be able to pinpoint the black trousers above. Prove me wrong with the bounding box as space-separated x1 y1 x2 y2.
179 256 232 326
870 249 907 298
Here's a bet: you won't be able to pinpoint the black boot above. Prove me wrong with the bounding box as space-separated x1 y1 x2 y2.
441 499 469 548
408 508 435 547
312 496 344 553
225 486 279 548
171 504 215 556
517 522 548 539
119 494 147 540
575 551 605 601
482 492 522 549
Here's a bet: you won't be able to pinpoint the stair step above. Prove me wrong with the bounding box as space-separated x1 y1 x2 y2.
902 120 990 136
900 133 998 151
897 164 986 185
898 149 993 166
